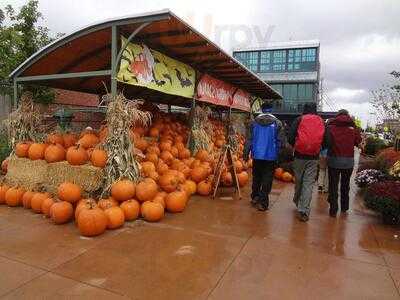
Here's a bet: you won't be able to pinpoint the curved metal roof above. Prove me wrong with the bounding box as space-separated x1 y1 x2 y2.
10 9 281 106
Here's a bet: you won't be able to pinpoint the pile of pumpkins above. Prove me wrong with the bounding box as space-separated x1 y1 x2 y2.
274 167 295 183
14 131 107 168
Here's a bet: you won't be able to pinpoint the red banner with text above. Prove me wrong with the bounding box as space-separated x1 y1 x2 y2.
196 74 236 107
231 89 251 112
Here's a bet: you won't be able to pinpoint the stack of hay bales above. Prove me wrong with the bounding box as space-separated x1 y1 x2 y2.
5 156 104 194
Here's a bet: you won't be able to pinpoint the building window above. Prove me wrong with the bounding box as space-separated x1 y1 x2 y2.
272 83 315 112
259 51 270 72
233 51 259 72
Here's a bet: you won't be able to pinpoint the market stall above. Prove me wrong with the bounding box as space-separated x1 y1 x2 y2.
3 10 282 237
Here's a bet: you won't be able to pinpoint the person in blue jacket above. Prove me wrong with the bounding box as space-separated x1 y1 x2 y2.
244 102 285 211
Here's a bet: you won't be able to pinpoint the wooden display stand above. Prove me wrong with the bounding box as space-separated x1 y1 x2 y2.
211 144 241 199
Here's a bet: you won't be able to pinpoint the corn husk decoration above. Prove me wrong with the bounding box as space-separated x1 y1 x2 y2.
189 106 212 153
101 93 151 196
4 92 43 149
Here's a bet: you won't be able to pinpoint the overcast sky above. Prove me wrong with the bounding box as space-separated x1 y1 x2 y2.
2 0 399 126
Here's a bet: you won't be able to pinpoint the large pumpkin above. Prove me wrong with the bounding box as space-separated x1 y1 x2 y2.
31 192 50 213
90 149 107 168
15 142 31 158
135 179 158 202
50 201 73 224
75 198 96 220
159 174 179 193
197 180 212 196
0 184 10 204
165 190 187 213
57 182 82 204
41 197 55 217
66 145 88 165
111 180 136 202
190 166 207 183
5 187 25 207
77 204 108 236
141 201 164 222
120 199 140 221
44 143 66 163
22 191 34 209
78 133 100 149
104 206 125 229
28 143 46 160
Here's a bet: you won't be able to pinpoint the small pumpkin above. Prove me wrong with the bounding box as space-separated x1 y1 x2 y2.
160 151 174 165
0 184 10 204
237 171 249 187
15 142 31 158
77 203 108 236
28 143 46 160
190 166 207 183
165 190 188 213
46 133 64 146
63 133 77 148
90 149 107 168
22 191 35 209
195 150 209 162
159 173 179 193
78 133 100 149
104 206 125 229
50 201 73 224
197 180 212 196
141 161 156 177
135 179 158 202
182 180 197 195
75 198 96 220
141 201 164 222
57 182 82 204
66 145 88 165
31 192 50 213
5 187 25 207
41 197 55 217
145 152 159 165
152 192 166 208
274 168 284 179
44 143 66 163
120 199 140 221
282 172 293 182
111 180 136 202
98 197 119 210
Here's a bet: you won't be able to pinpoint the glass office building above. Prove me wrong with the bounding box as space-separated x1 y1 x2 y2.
233 41 320 113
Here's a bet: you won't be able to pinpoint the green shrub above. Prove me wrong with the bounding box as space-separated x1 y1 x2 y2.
364 136 387 156
0 133 11 164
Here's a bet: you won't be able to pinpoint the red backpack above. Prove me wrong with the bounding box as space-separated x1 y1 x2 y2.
294 114 325 155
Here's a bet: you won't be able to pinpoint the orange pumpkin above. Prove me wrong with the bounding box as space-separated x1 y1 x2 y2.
5 187 25 207
0 184 10 204
197 180 212 196
141 201 164 222
141 161 156 177
77 203 108 236
234 161 243 173
222 172 233 186
44 143 66 163
104 206 125 229
57 182 82 204
159 173 179 193
75 198 96 220
145 152 159 165
15 142 31 158
41 197 55 217
282 172 293 182
135 179 158 202
195 150 209 162
165 190 188 213
111 180 136 202
149 127 160 138
22 191 34 209
120 199 140 221
274 168 284 179
190 166 207 183
28 143 46 160
46 133 64 146
66 145 88 165
98 197 119 210
50 201 73 224
135 138 148 152
178 148 191 160
152 192 166 208
90 149 107 168
78 133 100 149
147 146 160 156
237 171 249 187
182 180 197 196
156 161 169 175
63 133 77 148
159 141 172 152
31 192 50 213
160 151 174 165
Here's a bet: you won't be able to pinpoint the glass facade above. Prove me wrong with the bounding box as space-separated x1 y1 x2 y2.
270 83 315 112
233 47 317 73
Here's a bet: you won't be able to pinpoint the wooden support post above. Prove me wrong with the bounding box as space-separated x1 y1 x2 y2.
111 25 118 97
13 80 18 109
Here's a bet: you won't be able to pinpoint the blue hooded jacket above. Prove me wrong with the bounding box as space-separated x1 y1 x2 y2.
244 113 285 161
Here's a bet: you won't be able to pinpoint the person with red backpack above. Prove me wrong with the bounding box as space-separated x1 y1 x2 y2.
326 110 361 217
288 103 328 222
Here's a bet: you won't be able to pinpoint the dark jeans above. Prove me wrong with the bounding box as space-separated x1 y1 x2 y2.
328 167 353 213
251 159 275 206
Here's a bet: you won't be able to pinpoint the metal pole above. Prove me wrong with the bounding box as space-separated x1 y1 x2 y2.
111 25 118 97
13 80 18 109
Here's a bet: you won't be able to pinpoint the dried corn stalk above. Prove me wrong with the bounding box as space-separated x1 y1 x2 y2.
189 106 212 153
3 92 43 149
101 93 151 196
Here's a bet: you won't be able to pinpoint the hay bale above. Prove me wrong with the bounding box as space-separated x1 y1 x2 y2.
5 157 104 195
5 156 47 190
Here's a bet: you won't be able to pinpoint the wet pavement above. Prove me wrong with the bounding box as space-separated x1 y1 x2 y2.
0 180 399 299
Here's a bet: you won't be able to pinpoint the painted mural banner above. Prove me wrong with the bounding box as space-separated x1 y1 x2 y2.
117 37 195 98
196 74 236 107
231 89 251 112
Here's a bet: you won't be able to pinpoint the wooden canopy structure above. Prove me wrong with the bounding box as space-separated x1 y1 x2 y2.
9 9 281 109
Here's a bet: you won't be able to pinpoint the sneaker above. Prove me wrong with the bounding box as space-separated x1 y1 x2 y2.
256 202 268 211
298 212 309 222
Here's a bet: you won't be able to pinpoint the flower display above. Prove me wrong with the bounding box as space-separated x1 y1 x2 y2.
355 169 385 188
